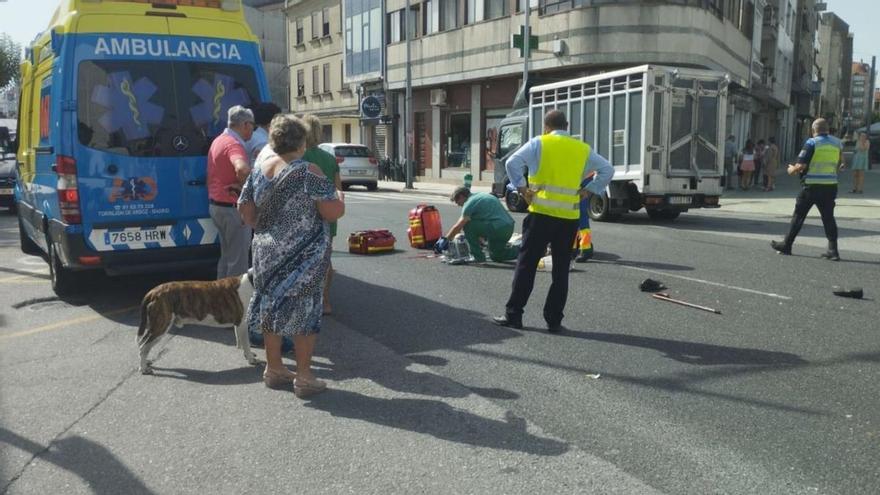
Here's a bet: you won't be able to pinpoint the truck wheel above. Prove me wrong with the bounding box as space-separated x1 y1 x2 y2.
366 182 378 191
48 240 77 296
505 189 529 213
587 193 616 221
646 209 681 221
18 214 41 255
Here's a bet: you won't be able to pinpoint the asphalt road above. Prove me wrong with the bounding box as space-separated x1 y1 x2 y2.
1 187 879 494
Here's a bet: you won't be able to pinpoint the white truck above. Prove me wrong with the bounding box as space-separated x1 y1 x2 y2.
491 65 730 221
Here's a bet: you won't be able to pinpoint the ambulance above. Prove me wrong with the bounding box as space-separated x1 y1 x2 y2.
14 0 270 294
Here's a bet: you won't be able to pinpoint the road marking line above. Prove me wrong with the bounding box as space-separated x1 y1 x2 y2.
0 306 138 341
0 273 48 282
592 261 792 300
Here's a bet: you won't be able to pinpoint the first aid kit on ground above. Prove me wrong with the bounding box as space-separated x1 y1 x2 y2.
407 204 443 249
348 229 396 254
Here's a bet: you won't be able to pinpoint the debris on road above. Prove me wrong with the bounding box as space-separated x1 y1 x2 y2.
832 286 864 299
639 278 667 292
651 292 722 314
586 373 601 379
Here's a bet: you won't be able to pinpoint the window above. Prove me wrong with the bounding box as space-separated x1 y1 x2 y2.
323 63 331 93
387 10 403 43
486 0 506 19
340 61 345 90
344 0 383 79
312 66 319 95
498 123 523 158
296 69 305 97
446 113 471 167
322 7 331 36
408 3 422 38
77 60 260 157
312 12 320 40
466 0 478 23
296 18 304 44
322 125 333 143
344 124 352 143
424 0 437 35
540 0 570 15
440 0 458 31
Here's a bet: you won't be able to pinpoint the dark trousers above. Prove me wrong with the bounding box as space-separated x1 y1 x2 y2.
505 213 579 326
784 185 838 246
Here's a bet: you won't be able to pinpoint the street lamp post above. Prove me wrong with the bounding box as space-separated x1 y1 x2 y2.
404 0 413 189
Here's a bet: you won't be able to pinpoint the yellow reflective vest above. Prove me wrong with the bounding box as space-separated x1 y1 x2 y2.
804 136 841 186
528 134 590 220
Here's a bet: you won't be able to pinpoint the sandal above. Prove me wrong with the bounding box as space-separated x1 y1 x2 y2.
294 377 327 398
263 367 296 389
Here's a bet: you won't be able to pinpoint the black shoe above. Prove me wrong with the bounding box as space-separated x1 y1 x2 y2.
547 322 564 334
820 251 840 261
770 240 791 255
492 315 522 329
574 250 593 263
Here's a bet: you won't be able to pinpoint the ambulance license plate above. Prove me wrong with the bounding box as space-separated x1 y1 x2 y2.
101 226 172 246
668 196 692 205
0 188 13 195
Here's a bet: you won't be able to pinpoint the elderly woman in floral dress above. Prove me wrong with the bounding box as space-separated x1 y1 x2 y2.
238 114 345 397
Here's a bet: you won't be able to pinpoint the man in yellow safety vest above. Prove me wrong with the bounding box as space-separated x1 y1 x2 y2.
771 118 845 260
493 110 614 333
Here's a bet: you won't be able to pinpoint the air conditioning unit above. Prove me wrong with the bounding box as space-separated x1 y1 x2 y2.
430 89 447 106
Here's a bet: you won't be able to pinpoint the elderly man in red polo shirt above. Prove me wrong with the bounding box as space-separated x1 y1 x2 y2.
208 105 255 279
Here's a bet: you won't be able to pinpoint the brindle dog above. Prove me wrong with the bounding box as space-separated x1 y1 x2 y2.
137 271 257 374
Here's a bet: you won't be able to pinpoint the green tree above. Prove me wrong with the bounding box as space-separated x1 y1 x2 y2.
0 34 23 90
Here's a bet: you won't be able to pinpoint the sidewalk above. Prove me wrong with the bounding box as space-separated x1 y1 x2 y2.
378 168 880 220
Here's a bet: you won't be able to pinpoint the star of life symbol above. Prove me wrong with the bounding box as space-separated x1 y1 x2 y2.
91 71 164 141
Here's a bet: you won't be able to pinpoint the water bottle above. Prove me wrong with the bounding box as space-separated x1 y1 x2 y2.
464 173 473 190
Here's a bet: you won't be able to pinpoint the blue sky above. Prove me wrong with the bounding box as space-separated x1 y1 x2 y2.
1 0 877 87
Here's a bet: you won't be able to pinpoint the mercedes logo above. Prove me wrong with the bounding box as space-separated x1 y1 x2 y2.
172 135 190 152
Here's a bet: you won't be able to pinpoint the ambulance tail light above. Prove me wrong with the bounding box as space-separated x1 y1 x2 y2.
335 156 345 164
368 157 378 165
55 156 81 225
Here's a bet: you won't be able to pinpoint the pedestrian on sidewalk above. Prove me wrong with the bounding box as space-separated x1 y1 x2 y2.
754 139 765 189
493 110 613 333
771 118 845 260
302 114 342 315
246 102 282 165
208 105 255 279
739 140 756 191
850 131 870 194
238 114 345 397
763 137 779 191
724 134 737 190
439 186 519 262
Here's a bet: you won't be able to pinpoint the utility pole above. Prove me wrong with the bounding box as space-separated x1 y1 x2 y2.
867 55 876 128
522 0 530 104
403 0 413 189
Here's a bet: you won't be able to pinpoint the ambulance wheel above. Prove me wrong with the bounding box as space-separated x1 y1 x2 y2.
48 240 77 296
646 209 680 221
505 189 528 213
18 215 40 255
366 182 378 191
587 193 617 221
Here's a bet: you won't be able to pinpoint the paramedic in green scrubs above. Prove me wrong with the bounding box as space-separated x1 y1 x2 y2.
443 187 519 262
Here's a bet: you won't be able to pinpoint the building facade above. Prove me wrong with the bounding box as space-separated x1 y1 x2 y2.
816 12 852 131
283 0 363 145
244 1 290 107
752 0 796 157
789 0 819 151
850 62 872 128
382 0 771 183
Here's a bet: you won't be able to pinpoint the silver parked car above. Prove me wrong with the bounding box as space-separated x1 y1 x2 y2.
318 143 379 191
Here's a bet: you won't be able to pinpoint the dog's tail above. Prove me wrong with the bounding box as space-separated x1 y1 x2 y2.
136 296 150 348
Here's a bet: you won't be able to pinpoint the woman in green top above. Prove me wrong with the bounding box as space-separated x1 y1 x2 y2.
303 114 342 315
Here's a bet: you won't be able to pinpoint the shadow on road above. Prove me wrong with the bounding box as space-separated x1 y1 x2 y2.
303 390 568 456
147 365 261 385
0 428 153 494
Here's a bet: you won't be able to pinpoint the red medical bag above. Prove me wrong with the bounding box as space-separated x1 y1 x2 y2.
407 204 443 248
348 229 396 254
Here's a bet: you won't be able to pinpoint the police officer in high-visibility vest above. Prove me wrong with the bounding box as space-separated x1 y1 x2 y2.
494 110 614 333
771 118 846 260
